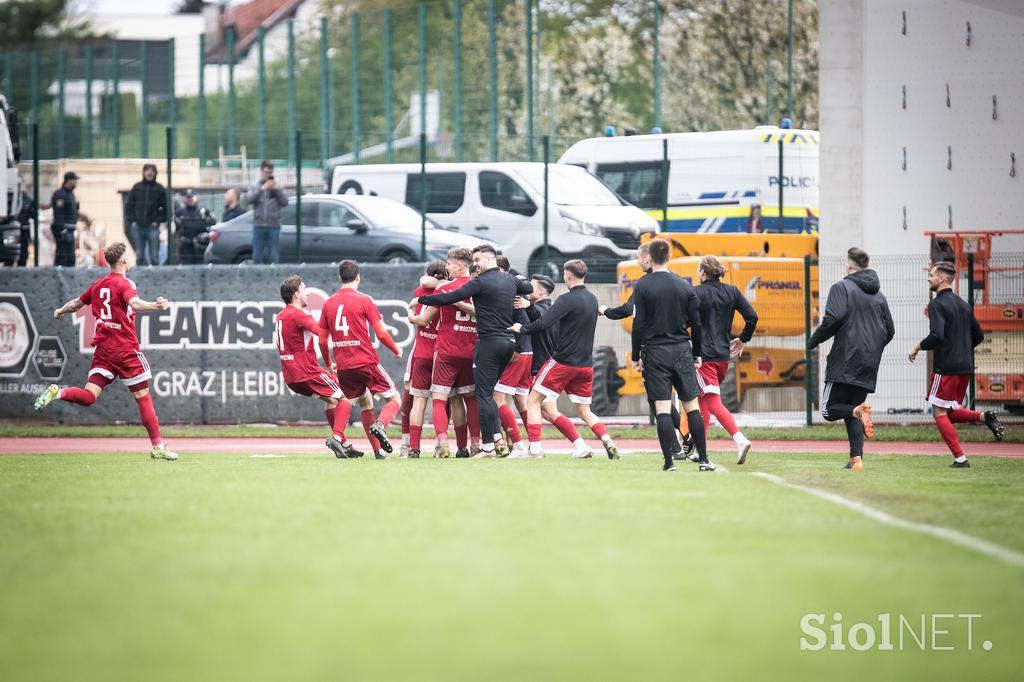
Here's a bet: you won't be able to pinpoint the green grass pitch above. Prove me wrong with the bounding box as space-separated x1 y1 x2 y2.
1 450 1022 681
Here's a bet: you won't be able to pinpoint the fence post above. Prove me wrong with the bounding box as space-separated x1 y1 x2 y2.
30 52 39 129
766 59 773 124
967 252 976 409
227 27 236 153
661 138 669 231
777 137 784 231
419 132 427 260
296 130 303 263
418 3 426 145
543 136 549 266
199 33 206 167
525 0 534 161
804 254 813 426
454 0 462 161
487 0 498 161
85 47 94 157
787 0 794 119
166 126 174 265
351 13 360 164
2 53 10 94
168 38 176 134
653 0 661 130
140 41 148 158
112 42 120 157
384 10 393 163
57 48 65 158
32 123 39 267
287 20 296 165
257 26 265 162
319 17 329 166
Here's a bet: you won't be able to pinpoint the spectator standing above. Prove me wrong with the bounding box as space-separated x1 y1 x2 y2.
15 190 34 267
246 161 288 264
124 164 167 266
174 189 216 264
51 171 88 267
222 188 245 223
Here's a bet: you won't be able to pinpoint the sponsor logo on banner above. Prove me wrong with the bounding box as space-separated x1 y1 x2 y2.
0 293 38 378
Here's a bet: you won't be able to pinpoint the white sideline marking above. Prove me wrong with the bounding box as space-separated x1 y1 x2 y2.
750 472 1024 568
250 454 287 458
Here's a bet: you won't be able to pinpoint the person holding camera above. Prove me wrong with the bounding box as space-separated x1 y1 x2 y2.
246 160 288 264
174 189 216 265
124 164 167 266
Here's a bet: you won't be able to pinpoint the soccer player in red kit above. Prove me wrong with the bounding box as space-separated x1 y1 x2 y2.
319 259 403 458
400 260 447 458
411 247 478 458
34 242 177 460
276 274 361 459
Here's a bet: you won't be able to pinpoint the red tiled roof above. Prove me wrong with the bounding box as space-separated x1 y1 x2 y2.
210 0 305 61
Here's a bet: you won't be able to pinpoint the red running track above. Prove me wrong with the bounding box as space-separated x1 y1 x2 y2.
1 437 1020 457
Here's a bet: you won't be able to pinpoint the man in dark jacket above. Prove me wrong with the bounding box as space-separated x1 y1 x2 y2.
174 190 216 264
222 188 245 223
909 261 1003 468
51 171 88 267
124 164 167 266
809 247 895 470
15 190 33 267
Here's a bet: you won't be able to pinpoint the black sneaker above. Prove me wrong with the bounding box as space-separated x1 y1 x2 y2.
455 447 470 458
408 449 420 459
950 459 971 468
681 433 695 458
374 450 387 460
369 420 393 453
663 463 677 472
983 411 1004 441
342 442 363 458
698 459 717 472
326 437 350 459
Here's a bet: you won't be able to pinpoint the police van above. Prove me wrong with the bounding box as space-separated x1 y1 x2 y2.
558 126 819 234
327 162 658 280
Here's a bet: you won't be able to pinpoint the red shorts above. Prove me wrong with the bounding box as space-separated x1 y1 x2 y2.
288 371 344 400
696 360 730 396
336 363 398 401
431 353 475 395
533 358 593 404
88 344 152 388
927 373 970 410
404 355 434 398
496 353 533 396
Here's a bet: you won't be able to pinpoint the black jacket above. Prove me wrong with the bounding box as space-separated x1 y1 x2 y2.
125 179 167 227
920 288 983 375
50 187 78 234
222 204 246 223
809 269 895 391
631 270 702 363
419 267 533 339
526 298 557 374
696 280 758 362
520 284 598 367
175 205 216 239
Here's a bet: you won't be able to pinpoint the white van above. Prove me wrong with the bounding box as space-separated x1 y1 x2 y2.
558 127 819 234
327 162 658 279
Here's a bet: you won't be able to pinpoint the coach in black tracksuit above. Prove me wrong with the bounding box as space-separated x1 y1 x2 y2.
809 248 894 469
631 239 710 472
417 244 533 455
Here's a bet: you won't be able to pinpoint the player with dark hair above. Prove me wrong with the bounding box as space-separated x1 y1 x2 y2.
630 239 711 472
417 244 533 458
34 242 178 460
512 259 618 460
319 260 403 459
695 255 758 464
492 256 532 457
810 247 895 470
401 260 448 458
409 247 479 458
275 275 360 458
909 261 1003 467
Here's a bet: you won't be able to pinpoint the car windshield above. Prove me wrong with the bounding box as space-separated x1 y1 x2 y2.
346 198 444 229
516 165 623 206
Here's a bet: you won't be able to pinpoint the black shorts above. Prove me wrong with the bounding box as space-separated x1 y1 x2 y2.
821 381 869 421
642 343 699 402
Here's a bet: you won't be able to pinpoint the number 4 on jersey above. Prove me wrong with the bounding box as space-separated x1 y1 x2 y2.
335 305 350 336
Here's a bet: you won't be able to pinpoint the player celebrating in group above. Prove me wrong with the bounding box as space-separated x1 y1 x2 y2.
694 256 758 464
492 255 532 457
275 274 360 459
511 259 618 460
400 260 447 458
34 242 177 461
909 261 1003 467
319 260 403 458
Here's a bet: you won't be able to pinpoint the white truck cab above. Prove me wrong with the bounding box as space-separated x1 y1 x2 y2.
0 92 24 261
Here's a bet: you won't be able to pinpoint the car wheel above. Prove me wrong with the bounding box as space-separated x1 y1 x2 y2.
381 249 415 264
527 248 564 282
590 346 624 416
233 250 254 265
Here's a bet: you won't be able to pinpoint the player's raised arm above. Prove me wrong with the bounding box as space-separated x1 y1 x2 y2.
418 277 482 307
129 296 170 313
409 304 439 328
53 297 85 320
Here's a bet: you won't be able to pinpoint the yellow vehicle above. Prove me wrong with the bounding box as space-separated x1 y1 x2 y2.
612 233 819 411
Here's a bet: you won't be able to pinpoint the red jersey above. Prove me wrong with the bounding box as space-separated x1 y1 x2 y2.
319 287 384 370
433 276 477 359
79 272 140 352
412 285 440 360
274 305 325 383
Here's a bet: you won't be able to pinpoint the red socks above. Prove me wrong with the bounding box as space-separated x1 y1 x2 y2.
935 414 963 457
134 393 162 446
361 409 380 451
948 408 981 424
527 423 542 444
410 424 422 450
455 423 469 449
591 422 609 440
702 394 739 435
499 404 522 442
552 415 580 443
59 387 96 406
400 391 413 435
327 400 351 441
432 399 449 440
464 396 480 441
378 398 400 427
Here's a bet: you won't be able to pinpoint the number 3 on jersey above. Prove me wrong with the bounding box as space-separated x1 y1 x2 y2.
334 305 351 336
99 287 112 320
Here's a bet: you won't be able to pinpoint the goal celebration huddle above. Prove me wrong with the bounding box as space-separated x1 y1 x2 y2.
34 240 1004 471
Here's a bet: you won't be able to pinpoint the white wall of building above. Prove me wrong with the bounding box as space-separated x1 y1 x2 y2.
819 0 1024 258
